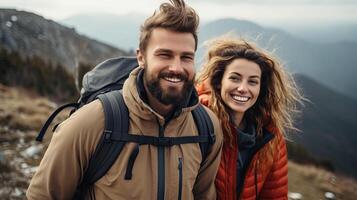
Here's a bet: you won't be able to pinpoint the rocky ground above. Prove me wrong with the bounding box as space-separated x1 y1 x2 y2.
0 84 64 199
0 83 356 199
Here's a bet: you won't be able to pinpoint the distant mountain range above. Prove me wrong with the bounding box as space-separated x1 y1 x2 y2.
280 23 357 44
62 14 357 100
61 13 144 52
1 9 357 178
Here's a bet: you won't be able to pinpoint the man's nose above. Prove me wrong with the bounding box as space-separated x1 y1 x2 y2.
168 57 184 73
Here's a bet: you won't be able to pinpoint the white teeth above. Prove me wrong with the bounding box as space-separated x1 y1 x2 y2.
164 77 181 83
232 95 249 102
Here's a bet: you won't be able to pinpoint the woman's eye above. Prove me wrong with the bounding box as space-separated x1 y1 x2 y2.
249 80 259 85
229 76 240 81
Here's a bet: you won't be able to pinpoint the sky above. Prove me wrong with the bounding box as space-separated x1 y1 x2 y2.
1 0 357 27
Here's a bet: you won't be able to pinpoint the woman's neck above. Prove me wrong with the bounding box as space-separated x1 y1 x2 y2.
233 112 245 130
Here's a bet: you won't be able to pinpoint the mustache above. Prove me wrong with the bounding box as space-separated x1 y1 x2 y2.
158 71 188 81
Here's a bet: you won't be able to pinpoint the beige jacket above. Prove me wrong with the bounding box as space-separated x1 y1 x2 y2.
27 67 223 200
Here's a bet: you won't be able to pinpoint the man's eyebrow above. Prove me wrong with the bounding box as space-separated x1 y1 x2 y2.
154 48 194 56
182 51 195 57
154 49 173 54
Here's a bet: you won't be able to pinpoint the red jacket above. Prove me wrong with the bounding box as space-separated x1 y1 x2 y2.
197 82 288 200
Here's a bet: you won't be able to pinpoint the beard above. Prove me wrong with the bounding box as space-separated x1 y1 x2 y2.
144 67 194 106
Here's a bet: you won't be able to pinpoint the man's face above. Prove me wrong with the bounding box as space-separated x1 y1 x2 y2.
137 28 196 106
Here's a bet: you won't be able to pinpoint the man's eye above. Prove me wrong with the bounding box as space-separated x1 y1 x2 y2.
182 56 194 61
159 54 170 58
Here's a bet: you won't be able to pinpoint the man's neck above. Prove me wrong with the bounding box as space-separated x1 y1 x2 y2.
146 91 173 117
136 69 174 117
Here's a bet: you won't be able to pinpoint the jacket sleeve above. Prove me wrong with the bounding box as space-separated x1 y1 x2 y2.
259 132 288 200
192 107 223 200
26 100 104 200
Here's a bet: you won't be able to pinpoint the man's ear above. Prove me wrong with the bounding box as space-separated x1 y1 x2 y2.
136 48 145 69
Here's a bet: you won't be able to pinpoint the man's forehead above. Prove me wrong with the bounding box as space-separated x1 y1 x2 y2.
147 28 195 54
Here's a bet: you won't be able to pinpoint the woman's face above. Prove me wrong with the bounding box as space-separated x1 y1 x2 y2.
220 58 262 118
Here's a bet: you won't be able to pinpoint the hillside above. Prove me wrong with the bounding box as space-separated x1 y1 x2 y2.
0 9 128 74
292 74 357 178
288 161 357 200
1 84 357 199
0 84 64 198
0 9 130 101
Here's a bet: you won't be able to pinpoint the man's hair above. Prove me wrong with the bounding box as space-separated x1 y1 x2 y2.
139 0 199 53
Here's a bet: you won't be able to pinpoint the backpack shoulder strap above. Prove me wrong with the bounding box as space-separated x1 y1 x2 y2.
36 102 79 142
191 104 216 162
74 90 128 198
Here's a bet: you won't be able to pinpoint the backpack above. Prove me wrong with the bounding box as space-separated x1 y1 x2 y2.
36 57 216 199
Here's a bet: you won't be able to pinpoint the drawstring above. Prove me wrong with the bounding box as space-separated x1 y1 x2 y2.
89 186 95 200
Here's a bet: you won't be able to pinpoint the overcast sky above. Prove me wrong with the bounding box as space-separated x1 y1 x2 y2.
1 0 357 26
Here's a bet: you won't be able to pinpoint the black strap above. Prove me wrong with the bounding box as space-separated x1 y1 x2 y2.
86 90 128 183
74 90 129 199
36 102 79 142
110 133 212 146
192 104 216 161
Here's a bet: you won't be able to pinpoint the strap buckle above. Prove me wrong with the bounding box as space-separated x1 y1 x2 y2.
104 129 112 141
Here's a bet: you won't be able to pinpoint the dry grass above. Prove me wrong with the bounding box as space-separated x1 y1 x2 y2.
289 161 357 200
0 84 69 132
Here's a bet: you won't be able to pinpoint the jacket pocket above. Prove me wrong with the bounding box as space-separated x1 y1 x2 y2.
178 157 183 200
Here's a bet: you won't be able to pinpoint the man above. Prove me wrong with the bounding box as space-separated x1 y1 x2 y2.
26 0 223 199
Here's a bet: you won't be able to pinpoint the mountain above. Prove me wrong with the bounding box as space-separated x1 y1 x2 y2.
293 74 357 178
280 23 357 44
60 15 357 99
0 9 128 75
0 9 131 101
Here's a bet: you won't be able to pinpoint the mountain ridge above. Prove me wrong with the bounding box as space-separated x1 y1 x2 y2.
0 9 129 75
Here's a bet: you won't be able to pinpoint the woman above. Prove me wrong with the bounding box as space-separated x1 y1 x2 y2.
196 38 303 200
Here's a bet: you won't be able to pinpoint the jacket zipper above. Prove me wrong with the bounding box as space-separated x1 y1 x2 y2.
157 123 166 200
237 132 274 199
178 157 183 200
